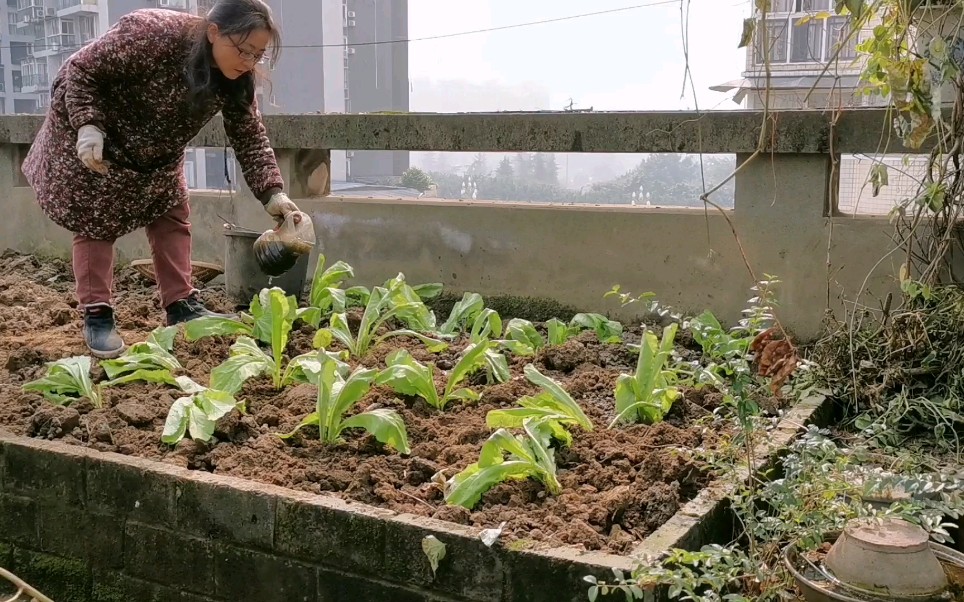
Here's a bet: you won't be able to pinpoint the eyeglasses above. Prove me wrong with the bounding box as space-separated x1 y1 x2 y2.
228 38 270 64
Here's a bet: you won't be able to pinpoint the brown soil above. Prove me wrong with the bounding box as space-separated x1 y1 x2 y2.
0 250 760 554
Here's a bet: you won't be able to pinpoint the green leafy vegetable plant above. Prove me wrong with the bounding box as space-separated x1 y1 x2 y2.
437 292 485 335
375 343 489 410
208 288 334 394
100 326 182 387
569 312 624 343
486 364 593 445
299 254 365 327
610 322 681 427
319 278 448 359
348 274 443 310
444 418 561 509
281 351 410 453
544 313 624 347
22 355 102 408
183 287 307 344
161 377 244 445
497 318 546 356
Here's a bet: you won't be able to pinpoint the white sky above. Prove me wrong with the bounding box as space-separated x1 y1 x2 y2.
407 0 752 112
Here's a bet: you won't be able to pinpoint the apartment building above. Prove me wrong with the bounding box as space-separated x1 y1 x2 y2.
712 0 913 215
1 0 409 185
343 0 409 180
712 0 885 110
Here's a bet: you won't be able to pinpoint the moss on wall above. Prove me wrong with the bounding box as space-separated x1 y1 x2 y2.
427 291 580 324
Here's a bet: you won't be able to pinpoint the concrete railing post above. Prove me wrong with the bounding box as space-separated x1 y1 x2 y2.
275 148 331 200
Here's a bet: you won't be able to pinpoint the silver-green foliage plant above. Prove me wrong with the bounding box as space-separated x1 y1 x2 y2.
444 418 561 509
375 343 489 410
281 351 410 453
161 377 244 445
22 355 102 408
100 326 182 387
487 364 592 445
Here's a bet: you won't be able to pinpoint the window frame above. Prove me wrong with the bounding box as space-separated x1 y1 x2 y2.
754 0 856 66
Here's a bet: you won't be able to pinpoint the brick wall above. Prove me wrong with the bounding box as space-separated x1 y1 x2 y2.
0 431 634 602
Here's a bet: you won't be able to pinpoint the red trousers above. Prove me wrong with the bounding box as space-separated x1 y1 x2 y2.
72 201 194 309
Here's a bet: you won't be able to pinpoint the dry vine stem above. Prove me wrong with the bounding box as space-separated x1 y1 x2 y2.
0 567 54 602
690 1 799 383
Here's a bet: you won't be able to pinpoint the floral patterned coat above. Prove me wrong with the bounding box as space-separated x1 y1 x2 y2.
22 8 284 241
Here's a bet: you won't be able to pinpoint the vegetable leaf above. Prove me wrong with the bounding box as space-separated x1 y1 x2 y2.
161 388 241 445
486 364 592 445
438 292 484 335
209 336 273 395
183 315 254 342
377 343 488 410
444 419 561 509
304 254 355 326
101 326 182 386
610 323 681 427
318 279 449 359
283 352 410 453
22 355 102 407
569 313 623 343
341 408 411 454
499 318 545 356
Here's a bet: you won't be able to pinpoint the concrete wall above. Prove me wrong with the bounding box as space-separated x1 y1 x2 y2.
0 110 914 341
0 430 634 602
0 393 832 601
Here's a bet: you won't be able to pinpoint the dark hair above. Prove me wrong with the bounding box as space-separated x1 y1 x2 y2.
184 0 281 112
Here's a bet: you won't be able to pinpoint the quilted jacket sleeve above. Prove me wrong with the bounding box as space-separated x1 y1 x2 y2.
222 94 285 204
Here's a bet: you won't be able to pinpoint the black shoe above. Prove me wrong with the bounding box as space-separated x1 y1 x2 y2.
83 304 126 359
166 293 237 326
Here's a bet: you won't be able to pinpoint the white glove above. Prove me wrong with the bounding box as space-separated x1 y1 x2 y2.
264 192 299 226
76 124 108 175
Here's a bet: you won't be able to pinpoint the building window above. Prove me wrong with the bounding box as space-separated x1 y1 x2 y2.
826 15 857 61
755 19 788 63
789 16 822 62
795 0 829 10
755 2 857 65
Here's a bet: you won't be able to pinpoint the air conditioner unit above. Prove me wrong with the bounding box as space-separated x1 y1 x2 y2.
45 7 54 16
346 19 355 26
347 10 355 17
346 47 355 54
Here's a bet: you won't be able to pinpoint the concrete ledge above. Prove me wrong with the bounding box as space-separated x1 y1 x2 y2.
0 109 931 154
0 392 833 601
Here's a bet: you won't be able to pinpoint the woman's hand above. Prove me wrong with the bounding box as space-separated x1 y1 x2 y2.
76 125 109 175
264 192 300 226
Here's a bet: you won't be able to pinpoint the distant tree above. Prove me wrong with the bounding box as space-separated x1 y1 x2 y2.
400 167 434 192
469 153 488 176
495 156 515 181
532 153 559 186
514 153 533 181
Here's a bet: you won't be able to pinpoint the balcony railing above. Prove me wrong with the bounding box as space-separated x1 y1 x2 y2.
58 0 97 8
0 110 930 339
21 73 47 88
